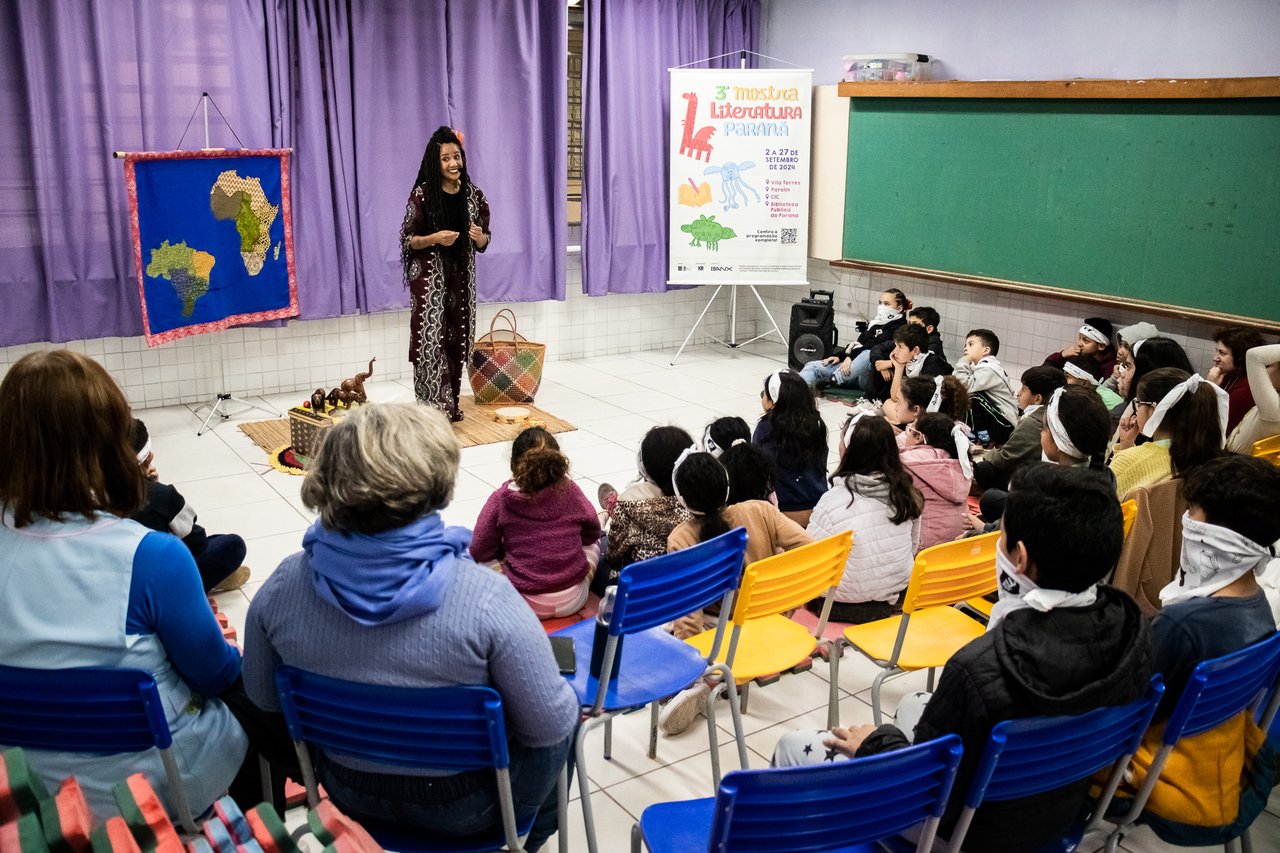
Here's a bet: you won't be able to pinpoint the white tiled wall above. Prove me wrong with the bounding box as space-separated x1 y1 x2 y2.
0 253 1242 409
0 250 735 409
751 259 1229 380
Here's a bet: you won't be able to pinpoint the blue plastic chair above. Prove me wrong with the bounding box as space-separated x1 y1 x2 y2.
938 677 1165 853
552 527 750 853
0 664 198 833
1102 631 1280 853
274 666 567 853
631 733 964 853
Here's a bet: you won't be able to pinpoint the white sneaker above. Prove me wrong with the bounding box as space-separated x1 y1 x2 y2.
658 681 711 735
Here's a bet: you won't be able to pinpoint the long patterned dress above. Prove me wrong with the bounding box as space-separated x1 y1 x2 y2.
400 183 491 417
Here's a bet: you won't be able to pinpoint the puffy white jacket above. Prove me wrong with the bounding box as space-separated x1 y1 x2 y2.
807 473 921 604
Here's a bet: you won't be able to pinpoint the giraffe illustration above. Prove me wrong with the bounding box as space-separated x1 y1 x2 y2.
679 92 715 162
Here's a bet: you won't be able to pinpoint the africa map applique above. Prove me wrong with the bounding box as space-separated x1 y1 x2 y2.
126 150 297 346
210 170 280 275
145 240 216 317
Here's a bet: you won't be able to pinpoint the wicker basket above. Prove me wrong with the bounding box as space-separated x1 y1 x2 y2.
288 406 334 458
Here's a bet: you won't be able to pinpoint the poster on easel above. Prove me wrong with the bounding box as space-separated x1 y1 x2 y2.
122 149 299 347
668 67 812 286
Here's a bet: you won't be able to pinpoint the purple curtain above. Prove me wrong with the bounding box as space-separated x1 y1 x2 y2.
0 0 273 347
443 0 567 302
0 0 565 348
581 0 760 296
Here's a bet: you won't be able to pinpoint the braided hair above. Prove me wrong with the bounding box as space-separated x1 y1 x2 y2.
401 126 471 288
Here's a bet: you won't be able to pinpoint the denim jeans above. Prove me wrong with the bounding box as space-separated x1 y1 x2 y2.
317 733 573 852
799 350 873 391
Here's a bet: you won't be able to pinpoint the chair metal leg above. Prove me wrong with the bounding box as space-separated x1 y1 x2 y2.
827 638 843 730
869 668 892 726
557 765 569 853
648 701 659 760
258 755 274 809
1225 838 1242 853
631 820 645 853
159 747 198 834
604 716 614 760
707 683 724 788
716 667 750 773
927 667 936 692
575 717 603 853
739 681 750 714
1241 828 1254 853
495 766 525 853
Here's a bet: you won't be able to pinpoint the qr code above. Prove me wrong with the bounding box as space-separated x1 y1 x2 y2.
781 228 797 245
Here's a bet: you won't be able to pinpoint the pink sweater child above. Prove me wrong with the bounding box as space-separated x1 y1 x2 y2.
470 428 602 618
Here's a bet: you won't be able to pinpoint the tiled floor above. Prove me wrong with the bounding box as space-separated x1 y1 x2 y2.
136 342 1279 852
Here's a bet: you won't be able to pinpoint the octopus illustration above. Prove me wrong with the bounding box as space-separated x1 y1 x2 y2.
703 161 759 210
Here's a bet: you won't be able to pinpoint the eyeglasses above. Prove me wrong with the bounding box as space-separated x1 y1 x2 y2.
906 424 923 439
1135 400 1157 409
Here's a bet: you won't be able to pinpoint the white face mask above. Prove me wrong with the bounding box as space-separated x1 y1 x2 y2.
987 540 1098 630
870 304 903 327
1161 513 1274 606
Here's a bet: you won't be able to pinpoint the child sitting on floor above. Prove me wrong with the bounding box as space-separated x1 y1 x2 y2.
701 415 751 458
865 323 950 400
470 427 601 619
799 288 909 393
972 366 1065 493
900 413 973 550
1064 353 1125 410
130 418 249 592
593 425 695 594
1115 454 1280 844
805 412 922 624
754 370 828 527
1043 316 1116 378
660 449 812 734
884 374 971 446
720 439 775 504
953 328 1020 446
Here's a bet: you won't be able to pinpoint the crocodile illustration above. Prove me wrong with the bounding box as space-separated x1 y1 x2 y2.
680 215 737 251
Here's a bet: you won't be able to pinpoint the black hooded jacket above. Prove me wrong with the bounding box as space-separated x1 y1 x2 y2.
857 585 1153 852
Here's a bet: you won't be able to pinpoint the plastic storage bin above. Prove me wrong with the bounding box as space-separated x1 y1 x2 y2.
843 53 934 82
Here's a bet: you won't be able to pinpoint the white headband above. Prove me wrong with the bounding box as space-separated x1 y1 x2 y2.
1131 339 1145 357
1045 387 1086 461
842 411 872 447
952 423 974 480
703 425 722 458
1079 324 1109 346
764 370 785 403
135 439 153 463
635 447 656 485
1140 373 1229 442
925 375 945 413
670 446 728 517
1062 361 1099 387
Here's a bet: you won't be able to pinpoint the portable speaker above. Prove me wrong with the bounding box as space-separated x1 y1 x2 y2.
788 290 837 370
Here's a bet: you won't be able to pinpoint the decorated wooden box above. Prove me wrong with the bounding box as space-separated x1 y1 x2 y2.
288 406 334 458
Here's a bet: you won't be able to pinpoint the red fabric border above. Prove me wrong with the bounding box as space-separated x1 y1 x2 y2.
121 150 301 347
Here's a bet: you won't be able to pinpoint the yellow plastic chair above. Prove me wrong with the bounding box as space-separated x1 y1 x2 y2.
830 531 1000 727
685 531 852 740
964 498 1138 622
1253 434 1280 466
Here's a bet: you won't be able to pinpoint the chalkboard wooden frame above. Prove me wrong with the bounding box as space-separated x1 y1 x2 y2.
836 78 1280 333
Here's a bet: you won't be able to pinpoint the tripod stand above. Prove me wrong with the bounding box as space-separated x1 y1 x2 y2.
194 389 280 437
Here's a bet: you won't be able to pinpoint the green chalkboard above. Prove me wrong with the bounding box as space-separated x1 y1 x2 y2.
842 97 1280 325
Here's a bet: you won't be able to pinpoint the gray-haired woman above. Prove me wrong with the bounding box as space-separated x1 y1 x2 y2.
241 403 576 851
